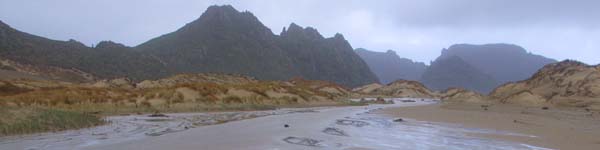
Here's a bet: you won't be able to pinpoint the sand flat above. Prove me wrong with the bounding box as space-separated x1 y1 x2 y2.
1 99 555 150
380 103 600 150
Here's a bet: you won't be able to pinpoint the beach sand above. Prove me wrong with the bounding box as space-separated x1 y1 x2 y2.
2 99 569 150
380 102 600 150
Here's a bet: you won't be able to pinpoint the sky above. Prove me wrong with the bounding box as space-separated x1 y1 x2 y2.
0 0 598 65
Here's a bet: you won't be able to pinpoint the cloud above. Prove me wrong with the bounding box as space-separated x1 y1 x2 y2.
0 0 598 64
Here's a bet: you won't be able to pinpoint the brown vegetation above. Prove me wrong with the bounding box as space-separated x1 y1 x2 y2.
0 73 354 135
353 80 437 98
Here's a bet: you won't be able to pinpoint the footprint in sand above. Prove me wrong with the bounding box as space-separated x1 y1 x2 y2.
323 127 349 136
336 119 370 127
283 137 323 147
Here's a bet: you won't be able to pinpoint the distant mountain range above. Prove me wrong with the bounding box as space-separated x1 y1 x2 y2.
356 44 556 93
422 44 556 93
0 5 378 87
436 44 557 84
355 48 426 84
420 55 498 94
0 5 561 90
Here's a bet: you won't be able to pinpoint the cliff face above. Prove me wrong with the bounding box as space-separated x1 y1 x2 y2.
489 60 600 110
355 48 426 84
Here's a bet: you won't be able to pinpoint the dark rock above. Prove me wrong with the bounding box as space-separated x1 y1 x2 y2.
401 100 416 103
148 113 168 117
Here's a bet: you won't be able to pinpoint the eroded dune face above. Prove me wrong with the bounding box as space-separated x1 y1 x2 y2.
489 60 600 109
355 80 437 98
440 88 487 103
352 83 384 94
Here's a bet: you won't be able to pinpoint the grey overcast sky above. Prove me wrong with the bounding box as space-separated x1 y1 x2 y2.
0 0 598 65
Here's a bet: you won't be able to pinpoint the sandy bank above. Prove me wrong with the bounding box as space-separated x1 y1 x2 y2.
380 103 600 150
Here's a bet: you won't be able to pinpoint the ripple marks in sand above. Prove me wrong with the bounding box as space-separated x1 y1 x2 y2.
336 119 370 127
283 137 323 147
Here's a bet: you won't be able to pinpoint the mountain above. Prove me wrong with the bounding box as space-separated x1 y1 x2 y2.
489 60 600 109
136 5 294 80
438 44 556 84
355 48 427 84
0 5 378 87
0 20 168 82
279 24 379 87
136 5 378 87
420 56 498 93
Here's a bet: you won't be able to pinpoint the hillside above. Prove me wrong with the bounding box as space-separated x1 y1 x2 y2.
420 56 498 94
489 60 600 110
136 5 378 87
0 20 168 81
355 48 427 84
0 5 378 87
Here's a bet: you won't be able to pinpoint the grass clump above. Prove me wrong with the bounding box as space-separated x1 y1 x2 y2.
0 107 104 136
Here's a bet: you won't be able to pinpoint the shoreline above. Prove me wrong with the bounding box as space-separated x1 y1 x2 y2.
379 102 600 150
2 99 579 150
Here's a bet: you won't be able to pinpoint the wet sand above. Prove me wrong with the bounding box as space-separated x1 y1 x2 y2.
1 99 554 150
381 102 600 150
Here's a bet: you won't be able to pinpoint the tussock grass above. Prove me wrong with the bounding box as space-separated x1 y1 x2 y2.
0 77 357 136
0 107 104 136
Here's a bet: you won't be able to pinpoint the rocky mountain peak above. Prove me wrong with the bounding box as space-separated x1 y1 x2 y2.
333 33 345 40
200 5 249 21
66 39 87 47
281 23 324 40
95 41 127 49
178 5 266 35
385 50 396 55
